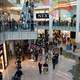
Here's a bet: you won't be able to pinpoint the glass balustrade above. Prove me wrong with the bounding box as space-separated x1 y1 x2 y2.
0 21 76 32
0 23 35 32
35 20 76 31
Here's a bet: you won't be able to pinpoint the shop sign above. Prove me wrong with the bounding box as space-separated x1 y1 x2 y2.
36 13 49 18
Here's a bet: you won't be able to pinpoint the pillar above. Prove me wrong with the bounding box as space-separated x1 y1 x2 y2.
76 0 80 43
3 42 8 67
49 14 53 42
49 0 53 42
9 41 15 55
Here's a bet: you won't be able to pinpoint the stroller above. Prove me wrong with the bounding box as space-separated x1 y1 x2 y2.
43 62 48 74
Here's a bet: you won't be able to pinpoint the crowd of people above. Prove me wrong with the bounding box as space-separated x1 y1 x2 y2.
37 40 61 74
37 31 77 75
30 43 43 62
9 31 77 79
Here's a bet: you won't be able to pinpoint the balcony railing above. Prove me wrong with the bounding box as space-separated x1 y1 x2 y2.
35 20 76 31
0 21 76 32
0 23 35 32
35 25 76 31
53 26 76 31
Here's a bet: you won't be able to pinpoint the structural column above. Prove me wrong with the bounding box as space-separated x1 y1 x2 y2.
9 41 15 55
49 0 53 42
76 0 80 43
3 42 8 68
49 14 53 42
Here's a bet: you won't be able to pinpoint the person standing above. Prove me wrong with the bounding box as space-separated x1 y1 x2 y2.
38 62 42 74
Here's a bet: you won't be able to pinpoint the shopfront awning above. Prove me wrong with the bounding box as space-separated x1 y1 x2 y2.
54 2 72 10
49 1 76 13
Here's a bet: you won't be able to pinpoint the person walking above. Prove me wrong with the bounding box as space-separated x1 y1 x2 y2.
60 47 63 55
73 43 77 52
38 62 42 74
55 53 59 64
35 52 38 61
0 72 2 80
15 69 23 80
52 55 56 70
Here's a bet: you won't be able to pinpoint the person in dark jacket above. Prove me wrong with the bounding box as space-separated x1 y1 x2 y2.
73 44 77 52
38 62 42 74
15 69 23 80
52 55 56 70
35 49 38 61
0 72 2 80
55 53 59 64
60 47 63 55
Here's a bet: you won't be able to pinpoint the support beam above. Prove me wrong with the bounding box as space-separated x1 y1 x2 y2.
49 0 53 42
76 0 80 42
49 14 53 42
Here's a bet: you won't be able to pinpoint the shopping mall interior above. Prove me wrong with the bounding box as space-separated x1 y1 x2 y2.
0 0 80 80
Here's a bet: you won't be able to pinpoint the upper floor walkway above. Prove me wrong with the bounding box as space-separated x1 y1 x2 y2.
0 23 76 32
0 23 37 42
0 21 78 42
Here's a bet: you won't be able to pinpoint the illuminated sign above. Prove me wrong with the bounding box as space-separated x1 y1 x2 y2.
36 13 49 18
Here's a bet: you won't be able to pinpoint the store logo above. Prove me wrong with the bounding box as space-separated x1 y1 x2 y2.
36 13 49 18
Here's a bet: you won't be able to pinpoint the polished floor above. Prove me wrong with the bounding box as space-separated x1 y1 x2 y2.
3 55 75 80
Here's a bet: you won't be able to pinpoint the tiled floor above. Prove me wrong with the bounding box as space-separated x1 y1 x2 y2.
3 55 76 80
